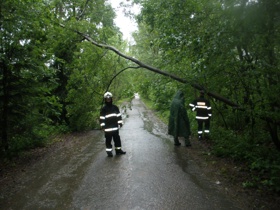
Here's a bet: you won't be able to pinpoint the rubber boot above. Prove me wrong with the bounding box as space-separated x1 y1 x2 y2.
174 137 181 146
185 141 191 147
205 133 210 140
107 151 113 157
116 149 126 155
185 136 191 147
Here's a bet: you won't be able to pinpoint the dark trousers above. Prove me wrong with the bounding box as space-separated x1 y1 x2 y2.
105 130 121 149
197 119 210 136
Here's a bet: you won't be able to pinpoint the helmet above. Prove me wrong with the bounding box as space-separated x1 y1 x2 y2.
104 92 113 98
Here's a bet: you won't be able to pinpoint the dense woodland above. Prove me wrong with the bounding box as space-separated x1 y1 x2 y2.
1 0 279 192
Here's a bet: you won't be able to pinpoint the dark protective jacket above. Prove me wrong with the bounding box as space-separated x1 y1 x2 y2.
100 102 123 132
189 96 212 120
168 90 191 138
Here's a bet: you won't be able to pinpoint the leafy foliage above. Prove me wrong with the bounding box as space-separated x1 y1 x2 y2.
132 0 280 192
0 0 128 157
0 0 279 193
0 0 62 156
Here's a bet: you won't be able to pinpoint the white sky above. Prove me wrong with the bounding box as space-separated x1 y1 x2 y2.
107 0 140 42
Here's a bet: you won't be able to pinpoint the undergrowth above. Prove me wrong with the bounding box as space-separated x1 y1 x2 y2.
141 97 280 193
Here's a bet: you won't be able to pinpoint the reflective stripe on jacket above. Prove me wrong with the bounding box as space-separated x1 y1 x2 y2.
189 97 212 120
100 104 123 132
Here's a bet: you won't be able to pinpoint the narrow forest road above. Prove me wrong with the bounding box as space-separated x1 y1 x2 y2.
0 97 271 209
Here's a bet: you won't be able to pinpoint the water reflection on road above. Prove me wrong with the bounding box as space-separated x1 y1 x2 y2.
0 97 242 210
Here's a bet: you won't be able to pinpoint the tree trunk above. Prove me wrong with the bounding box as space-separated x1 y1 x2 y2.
1 62 9 155
267 122 280 151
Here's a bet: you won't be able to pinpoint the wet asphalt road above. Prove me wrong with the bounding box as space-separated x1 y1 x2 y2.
0 97 242 210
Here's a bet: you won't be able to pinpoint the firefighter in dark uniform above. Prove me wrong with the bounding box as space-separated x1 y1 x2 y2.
189 90 212 140
100 92 126 157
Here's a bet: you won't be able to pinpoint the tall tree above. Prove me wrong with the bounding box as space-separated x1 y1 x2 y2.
0 0 60 155
133 0 280 150
47 0 125 130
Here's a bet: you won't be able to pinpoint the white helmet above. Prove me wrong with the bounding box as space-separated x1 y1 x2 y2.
104 92 113 98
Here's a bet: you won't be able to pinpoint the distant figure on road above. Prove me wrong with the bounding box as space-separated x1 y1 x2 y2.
100 92 126 157
189 90 212 140
168 90 191 147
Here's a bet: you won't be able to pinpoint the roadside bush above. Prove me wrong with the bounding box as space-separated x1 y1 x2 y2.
142 97 280 193
7 123 69 158
210 124 280 192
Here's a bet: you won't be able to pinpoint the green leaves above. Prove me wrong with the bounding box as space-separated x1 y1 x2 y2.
0 0 124 155
131 0 280 192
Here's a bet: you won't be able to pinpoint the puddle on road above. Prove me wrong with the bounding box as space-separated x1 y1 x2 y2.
136 100 242 209
0 99 244 210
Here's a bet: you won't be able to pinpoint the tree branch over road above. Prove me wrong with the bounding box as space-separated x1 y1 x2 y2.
76 31 241 109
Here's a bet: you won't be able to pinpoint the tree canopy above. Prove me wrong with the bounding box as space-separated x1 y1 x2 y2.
0 0 279 192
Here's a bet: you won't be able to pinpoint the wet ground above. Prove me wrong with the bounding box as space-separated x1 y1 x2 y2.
0 97 245 210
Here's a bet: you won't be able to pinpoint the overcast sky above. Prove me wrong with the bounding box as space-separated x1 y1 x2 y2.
107 0 140 42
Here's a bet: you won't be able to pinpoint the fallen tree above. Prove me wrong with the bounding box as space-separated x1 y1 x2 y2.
62 26 280 150
75 31 241 109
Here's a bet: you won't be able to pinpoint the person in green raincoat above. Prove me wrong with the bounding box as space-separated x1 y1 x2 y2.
168 90 191 147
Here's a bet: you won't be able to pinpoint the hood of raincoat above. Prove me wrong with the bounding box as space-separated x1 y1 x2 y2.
168 90 191 137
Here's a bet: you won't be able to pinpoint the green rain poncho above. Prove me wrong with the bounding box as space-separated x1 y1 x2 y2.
168 90 191 138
